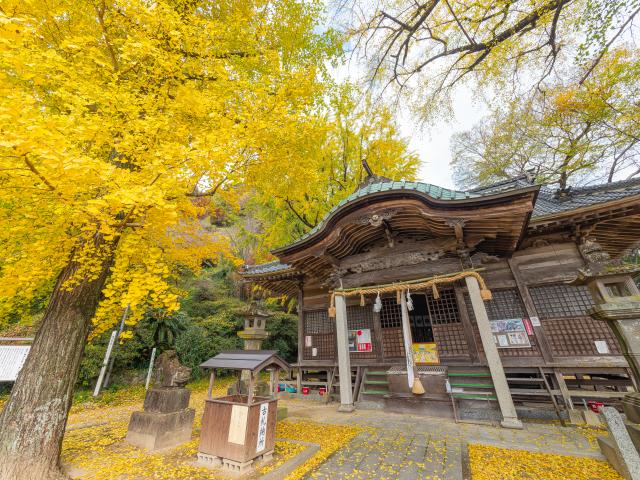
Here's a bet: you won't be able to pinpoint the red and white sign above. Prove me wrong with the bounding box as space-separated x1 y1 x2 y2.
349 329 372 353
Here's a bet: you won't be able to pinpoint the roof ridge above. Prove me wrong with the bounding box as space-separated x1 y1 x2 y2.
568 177 640 195
468 174 532 193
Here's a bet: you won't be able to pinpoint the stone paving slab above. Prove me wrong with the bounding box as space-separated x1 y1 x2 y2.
282 399 605 480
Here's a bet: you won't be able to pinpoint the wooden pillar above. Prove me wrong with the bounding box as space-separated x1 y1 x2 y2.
335 294 354 412
466 276 522 429
247 371 255 405
297 279 304 365
455 285 480 364
400 291 416 388
207 370 216 399
507 258 554 363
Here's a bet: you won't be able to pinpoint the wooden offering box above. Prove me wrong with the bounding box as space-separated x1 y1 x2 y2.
200 394 277 463
197 350 290 474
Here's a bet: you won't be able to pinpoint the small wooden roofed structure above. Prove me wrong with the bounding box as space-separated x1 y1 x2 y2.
200 350 290 373
201 350 290 404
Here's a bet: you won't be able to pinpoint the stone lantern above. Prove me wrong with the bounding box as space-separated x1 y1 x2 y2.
572 239 640 383
238 302 271 351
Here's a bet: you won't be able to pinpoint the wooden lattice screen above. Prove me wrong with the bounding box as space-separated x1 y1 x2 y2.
380 298 405 358
302 309 336 360
426 290 469 358
529 284 621 357
379 290 469 359
465 289 541 357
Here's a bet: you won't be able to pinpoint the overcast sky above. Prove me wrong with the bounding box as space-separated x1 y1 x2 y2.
398 98 486 189
331 59 486 190
327 4 488 190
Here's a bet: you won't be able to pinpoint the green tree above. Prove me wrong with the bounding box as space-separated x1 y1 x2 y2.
451 48 640 189
246 84 420 254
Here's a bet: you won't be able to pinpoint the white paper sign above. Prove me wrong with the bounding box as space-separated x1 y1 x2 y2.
305 336 312 347
595 340 610 354
530 316 541 327
256 402 270 452
312 347 317 357
228 405 248 445
0 346 30 382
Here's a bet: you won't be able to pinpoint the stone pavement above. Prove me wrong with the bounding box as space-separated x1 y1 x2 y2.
281 399 605 480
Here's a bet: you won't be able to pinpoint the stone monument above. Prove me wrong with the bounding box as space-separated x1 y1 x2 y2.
126 350 195 450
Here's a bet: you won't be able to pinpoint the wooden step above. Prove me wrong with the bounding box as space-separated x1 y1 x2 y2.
364 379 388 385
450 382 493 388
449 372 491 377
452 392 497 400
361 389 389 395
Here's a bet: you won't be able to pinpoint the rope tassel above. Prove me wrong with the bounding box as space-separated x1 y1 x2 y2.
431 283 440 299
360 292 365 307
328 293 336 318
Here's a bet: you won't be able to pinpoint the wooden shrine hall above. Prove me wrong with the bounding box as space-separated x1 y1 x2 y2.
241 171 640 427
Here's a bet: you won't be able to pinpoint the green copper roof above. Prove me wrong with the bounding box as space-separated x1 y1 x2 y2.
294 180 479 244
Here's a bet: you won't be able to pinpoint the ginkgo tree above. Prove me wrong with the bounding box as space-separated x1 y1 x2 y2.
0 1 338 479
248 84 420 252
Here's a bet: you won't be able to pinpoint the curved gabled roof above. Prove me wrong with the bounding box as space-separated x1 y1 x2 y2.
272 178 537 256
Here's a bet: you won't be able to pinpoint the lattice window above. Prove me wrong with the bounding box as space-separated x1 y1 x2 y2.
426 289 460 324
304 309 334 334
379 298 404 357
302 309 335 360
530 284 595 318
465 289 526 321
433 324 468 357
542 316 621 356
380 298 402 328
381 327 405 358
529 284 619 357
347 305 377 359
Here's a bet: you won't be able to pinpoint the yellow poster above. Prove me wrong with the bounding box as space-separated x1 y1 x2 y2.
412 342 439 365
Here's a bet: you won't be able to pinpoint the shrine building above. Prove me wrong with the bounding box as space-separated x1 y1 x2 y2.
241 170 640 428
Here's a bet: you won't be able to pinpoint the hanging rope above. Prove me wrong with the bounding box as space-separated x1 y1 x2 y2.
327 270 491 317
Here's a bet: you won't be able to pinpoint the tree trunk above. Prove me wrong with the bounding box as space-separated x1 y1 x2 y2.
0 236 114 480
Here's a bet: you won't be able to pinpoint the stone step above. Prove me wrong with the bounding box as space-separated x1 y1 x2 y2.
625 422 640 453
598 436 626 477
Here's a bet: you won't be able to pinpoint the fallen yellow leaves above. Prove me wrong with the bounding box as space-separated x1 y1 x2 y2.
469 443 622 480
60 378 361 480
275 420 361 480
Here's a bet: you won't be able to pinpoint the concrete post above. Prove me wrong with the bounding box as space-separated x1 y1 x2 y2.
334 294 354 412
465 276 522 429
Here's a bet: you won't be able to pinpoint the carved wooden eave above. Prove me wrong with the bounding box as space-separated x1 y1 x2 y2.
527 194 640 257
239 266 303 297
270 186 538 284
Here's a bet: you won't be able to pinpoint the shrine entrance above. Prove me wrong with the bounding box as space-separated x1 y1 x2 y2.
409 294 433 343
